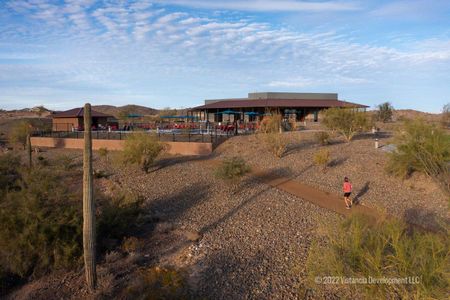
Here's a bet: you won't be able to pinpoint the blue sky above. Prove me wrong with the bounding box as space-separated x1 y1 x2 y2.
0 0 449 112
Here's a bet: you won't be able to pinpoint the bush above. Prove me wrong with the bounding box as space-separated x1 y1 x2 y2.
0 167 83 278
122 132 164 173
306 214 449 299
9 120 33 149
124 266 189 299
313 149 330 172
322 108 370 142
98 147 108 160
259 113 282 134
442 103 450 128
264 132 289 158
386 119 450 194
215 156 250 180
122 237 143 254
0 154 145 289
0 153 21 196
314 131 331 145
376 102 394 123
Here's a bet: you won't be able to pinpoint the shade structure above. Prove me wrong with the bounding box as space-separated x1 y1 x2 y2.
160 115 197 119
215 110 241 114
127 114 143 118
244 112 260 116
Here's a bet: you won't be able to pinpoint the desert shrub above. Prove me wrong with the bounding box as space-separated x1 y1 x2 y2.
122 132 164 173
54 154 77 170
386 119 450 194
98 147 108 160
215 156 250 180
0 153 21 195
376 102 394 123
306 214 449 299
322 108 370 142
97 190 144 252
9 120 33 149
313 149 330 172
264 132 289 158
314 131 331 145
259 113 282 134
122 237 143 254
124 266 189 299
442 103 450 128
0 167 83 279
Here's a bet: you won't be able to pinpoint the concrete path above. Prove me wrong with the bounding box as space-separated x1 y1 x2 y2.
252 168 379 218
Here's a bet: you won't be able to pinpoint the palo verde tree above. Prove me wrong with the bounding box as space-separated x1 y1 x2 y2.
442 103 450 128
9 120 33 149
322 108 370 142
83 103 96 290
376 102 394 123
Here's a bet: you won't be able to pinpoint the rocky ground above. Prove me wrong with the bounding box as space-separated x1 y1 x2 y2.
6 129 449 299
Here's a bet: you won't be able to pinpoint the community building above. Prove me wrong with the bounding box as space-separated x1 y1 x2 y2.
189 92 368 123
51 107 117 131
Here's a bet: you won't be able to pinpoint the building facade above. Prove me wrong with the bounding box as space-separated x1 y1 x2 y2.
189 92 368 123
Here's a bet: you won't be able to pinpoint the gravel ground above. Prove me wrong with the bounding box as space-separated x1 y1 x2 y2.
214 131 449 228
98 154 342 299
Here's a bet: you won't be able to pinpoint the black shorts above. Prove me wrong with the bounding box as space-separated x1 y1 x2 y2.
344 192 351 197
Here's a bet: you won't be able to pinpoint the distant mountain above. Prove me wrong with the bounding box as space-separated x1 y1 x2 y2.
92 105 158 118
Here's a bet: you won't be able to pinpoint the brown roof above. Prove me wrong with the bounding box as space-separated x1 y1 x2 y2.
52 107 114 118
191 99 368 110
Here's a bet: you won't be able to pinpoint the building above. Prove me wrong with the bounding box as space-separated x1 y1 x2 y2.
51 107 117 131
189 92 368 123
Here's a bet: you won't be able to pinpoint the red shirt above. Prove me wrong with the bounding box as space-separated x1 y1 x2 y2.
343 182 352 193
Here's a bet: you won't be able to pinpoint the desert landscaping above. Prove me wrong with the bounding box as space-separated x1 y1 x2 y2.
0 104 449 299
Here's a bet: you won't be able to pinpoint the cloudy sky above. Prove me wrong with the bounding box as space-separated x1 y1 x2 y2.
0 0 449 112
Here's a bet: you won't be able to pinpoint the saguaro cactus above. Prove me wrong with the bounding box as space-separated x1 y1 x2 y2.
83 103 96 290
26 134 32 168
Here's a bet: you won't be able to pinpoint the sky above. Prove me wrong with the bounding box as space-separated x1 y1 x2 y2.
0 0 449 112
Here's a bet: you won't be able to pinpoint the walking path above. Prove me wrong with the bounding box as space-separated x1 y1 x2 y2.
252 168 379 218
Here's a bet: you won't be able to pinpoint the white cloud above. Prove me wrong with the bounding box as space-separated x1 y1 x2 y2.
151 0 361 12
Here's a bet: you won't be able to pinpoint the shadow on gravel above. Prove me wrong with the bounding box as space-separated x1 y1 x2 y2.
353 181 370 205
152 153 218 172
352 131 392 141
403 207 449 233
328 157 348 168
195 249 268 299
284 139 316 156
139 183 211 236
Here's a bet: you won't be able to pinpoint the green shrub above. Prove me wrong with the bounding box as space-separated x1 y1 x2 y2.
215 156 250 180
9 120 33 149
122 237 143 254
122 132 164 173
97 190 143 252
376 102 394 123
386 119 450 194
0 153 21 196
98 147 109 162
442 103 450 128
306 214 449 299
0 154 145 288
322 108 370 142
124 266 189 299
313 149 330 172
264 132 289 158
0 167 83 278
314 131 331 145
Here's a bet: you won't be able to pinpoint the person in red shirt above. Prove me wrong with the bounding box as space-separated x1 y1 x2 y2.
343 177 352 209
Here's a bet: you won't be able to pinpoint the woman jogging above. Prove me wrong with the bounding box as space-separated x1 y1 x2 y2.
343 177 352 209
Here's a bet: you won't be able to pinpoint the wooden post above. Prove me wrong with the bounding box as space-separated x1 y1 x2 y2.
83 103 96 290
26 134 32 168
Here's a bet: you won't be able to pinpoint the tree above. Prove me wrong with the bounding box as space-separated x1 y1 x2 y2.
442 103 450 128
26 134 32 168
376 102 394 122
83 103 96 290
386 119 450 195
322 108 370 142
122 132 164 173
9 120 33 149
